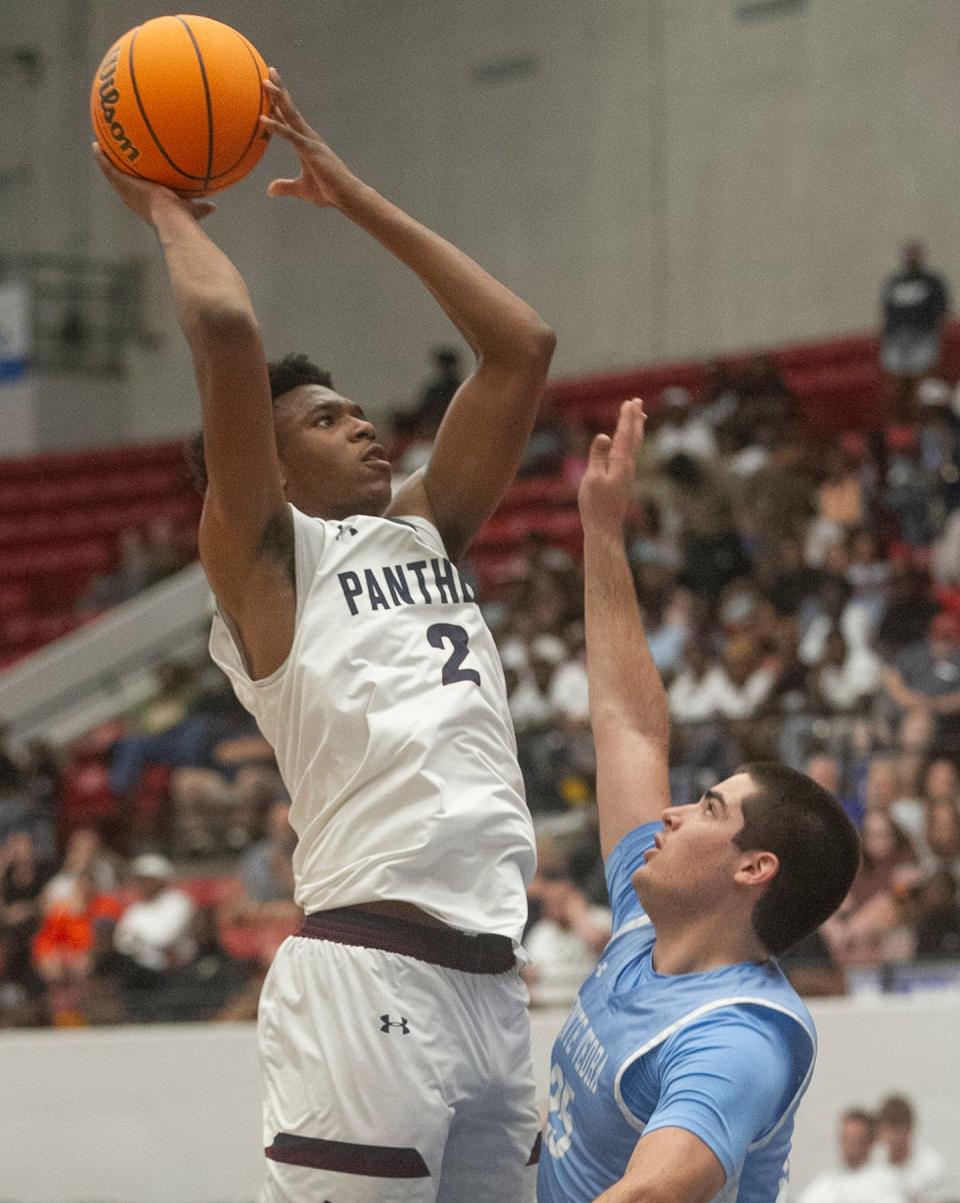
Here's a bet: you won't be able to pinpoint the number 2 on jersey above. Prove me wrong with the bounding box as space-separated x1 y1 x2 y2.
426 623 481 686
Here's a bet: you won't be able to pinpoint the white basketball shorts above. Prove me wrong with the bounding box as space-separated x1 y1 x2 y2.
258 910 541 1202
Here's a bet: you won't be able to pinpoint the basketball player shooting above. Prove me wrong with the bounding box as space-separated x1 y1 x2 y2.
94 69 554 1202
537 400 861 1203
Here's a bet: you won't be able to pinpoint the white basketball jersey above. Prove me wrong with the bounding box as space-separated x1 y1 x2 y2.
209 505 536 942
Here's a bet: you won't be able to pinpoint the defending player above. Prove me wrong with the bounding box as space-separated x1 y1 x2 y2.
537 401 861 1203
94 70 554 1202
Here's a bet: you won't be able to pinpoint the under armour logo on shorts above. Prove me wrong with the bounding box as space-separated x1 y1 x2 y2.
380 1014 410 1034
336 524 358 541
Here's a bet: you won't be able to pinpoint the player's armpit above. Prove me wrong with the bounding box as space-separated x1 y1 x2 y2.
593 1127 726 1203
388 344 554 561
199 500 297 681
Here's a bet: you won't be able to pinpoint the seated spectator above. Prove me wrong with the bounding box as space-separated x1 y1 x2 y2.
885 430 939 547
0 721 21 792
75 519 190 614
805 753 861 829
873 1094 955 1203
668 638 725 725
808 448 867 564
875 564 940 658
882 612 960 754
798 576 871 666
523 863 611 1007
846 528 891 631
649 387 717 462
713 635 775 720
822 811 918 965
913 869 960 960
920 799 960 879
0 832 55 1002
43 827 120 908
810 629 881 715
240 801 297 904
151 908 250 1023
217 804 301 1020
111 854 196 1022
797 1107 906 1203
31 870 122 1025
760 534 827 619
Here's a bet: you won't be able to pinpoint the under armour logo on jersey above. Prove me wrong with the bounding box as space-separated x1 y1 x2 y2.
594 960 609 978
336 524 358 541
380 1014 410 1035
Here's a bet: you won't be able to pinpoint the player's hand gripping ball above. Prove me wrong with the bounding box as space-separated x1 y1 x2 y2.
90 14 270 196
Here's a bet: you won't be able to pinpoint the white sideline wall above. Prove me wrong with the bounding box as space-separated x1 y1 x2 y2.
0 994 958 1203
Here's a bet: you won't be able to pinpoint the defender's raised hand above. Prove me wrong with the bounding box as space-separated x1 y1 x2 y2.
578 398 646 535
259 69 360 208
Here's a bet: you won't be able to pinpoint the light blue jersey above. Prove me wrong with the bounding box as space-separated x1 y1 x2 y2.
537 823 816 1203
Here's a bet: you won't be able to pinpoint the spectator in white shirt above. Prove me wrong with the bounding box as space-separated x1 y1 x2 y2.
649 387 718 463
714 635 775 719
798 1108 906 1203
113 854 196 972
874 1095 955 1203
523 864 611 1007
812 629 882 714
668 639 726 724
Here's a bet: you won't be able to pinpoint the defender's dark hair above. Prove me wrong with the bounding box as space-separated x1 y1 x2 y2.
733 761 861 956
186 354 333 494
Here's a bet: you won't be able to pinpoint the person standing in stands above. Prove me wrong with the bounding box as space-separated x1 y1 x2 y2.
880 243 951 414
94 65 554 1201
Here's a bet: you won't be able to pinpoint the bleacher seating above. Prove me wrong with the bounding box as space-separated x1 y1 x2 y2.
0 441 200 663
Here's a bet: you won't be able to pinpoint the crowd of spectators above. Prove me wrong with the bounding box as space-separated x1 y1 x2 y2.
5 282 960 1024
798 1094 956 1202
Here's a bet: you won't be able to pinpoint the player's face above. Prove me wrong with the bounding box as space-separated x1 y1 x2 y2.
631 772 758 911
273 385 393 520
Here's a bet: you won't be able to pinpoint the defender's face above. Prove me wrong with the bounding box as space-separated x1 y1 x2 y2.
273 385 393 520
631 772 757 911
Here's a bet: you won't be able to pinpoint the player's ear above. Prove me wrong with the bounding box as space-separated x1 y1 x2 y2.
734 850 779 889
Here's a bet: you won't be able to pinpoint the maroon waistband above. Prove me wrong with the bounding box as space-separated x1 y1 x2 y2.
300 906 515 975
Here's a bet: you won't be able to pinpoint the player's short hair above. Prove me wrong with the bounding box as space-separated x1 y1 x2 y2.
733 761 861 956
876 1095 914 1129
268 353 333 402
186 354 334 494
841 1108 877 1134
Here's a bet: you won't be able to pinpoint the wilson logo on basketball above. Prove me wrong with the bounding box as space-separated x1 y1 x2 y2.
97 51 140 163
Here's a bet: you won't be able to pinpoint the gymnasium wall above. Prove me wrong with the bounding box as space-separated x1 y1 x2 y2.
1 995 958 1202
3 0 960 449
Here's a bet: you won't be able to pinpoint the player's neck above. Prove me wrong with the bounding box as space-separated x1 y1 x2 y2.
650 911 768 975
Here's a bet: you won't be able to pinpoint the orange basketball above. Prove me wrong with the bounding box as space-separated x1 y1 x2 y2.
90 14 270 196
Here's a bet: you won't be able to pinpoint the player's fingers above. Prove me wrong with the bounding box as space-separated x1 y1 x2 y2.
266 177 303 198
588 433 612 474
92 142 120 182
609 399 637 465
265 69 312 135
189 200 217 220
258 114 310 147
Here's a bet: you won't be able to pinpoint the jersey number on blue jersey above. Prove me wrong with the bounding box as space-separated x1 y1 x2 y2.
427 623 481 686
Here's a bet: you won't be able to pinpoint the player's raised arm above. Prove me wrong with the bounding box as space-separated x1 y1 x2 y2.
92 147 294 680
260 71 555 559
580 400 672 859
